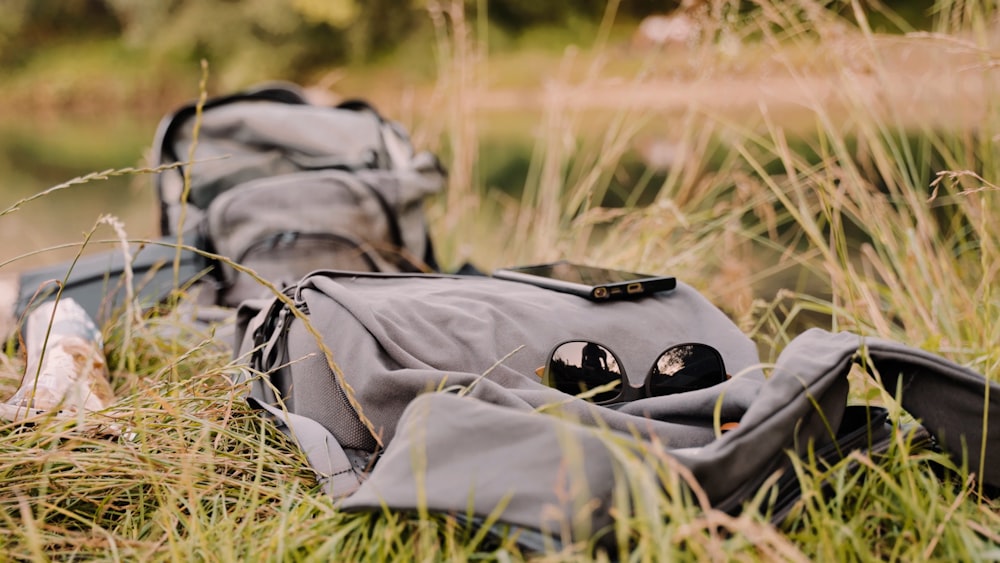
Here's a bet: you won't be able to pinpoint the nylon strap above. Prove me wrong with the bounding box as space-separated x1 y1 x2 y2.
247 396 363 498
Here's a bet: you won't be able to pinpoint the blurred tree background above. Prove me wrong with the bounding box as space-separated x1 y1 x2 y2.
0 0 936 116
0 0 945 267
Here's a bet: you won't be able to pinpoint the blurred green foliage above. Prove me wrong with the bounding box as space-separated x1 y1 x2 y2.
0 0 416 86
0 0 944 61
0 0 694 113
0 0 942 113
0 0 617 72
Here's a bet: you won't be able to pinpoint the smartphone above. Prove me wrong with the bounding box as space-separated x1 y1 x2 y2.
492 261 676 301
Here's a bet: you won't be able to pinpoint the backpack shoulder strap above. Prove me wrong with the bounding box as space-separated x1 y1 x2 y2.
246 396 364 497
678 329 1000 509
237 294 370 497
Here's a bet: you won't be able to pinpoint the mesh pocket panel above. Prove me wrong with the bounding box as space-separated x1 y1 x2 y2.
286 321 377 452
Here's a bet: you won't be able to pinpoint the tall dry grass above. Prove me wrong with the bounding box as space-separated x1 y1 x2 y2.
0 0 998 559
419 0 1000 555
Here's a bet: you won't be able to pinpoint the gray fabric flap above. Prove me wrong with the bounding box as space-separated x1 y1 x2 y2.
338 327 999 537
662 329 1000 506
862 334 999 484
339 392 640 545
176 102 385 208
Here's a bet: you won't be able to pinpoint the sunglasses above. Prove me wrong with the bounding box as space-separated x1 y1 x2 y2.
541 341 728 405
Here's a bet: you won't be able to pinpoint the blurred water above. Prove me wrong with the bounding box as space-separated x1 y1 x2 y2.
0 110 672 272
0 114 161 271
0 110 834 333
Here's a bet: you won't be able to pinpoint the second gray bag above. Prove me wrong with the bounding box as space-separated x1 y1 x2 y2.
153 83 445 308
236 271 1000 550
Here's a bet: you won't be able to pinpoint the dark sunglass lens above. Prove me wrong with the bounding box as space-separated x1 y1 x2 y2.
546 341 622 403
647 343 726 397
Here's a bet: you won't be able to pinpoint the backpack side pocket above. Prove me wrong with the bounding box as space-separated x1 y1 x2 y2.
206 170 407 306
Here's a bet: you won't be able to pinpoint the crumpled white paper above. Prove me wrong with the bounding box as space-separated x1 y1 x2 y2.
3 298 115 421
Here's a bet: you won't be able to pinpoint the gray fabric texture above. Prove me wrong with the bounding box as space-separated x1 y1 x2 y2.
237 271 999 545
243 272 763 450
168 102 386 210
154 89 445 308
205 167 441 306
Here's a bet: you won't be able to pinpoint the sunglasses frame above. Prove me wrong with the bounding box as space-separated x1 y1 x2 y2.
542 340 728 405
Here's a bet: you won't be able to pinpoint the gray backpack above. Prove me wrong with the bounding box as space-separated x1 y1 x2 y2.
153 83 445 308
236 270 1000 551
9 84 444 345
